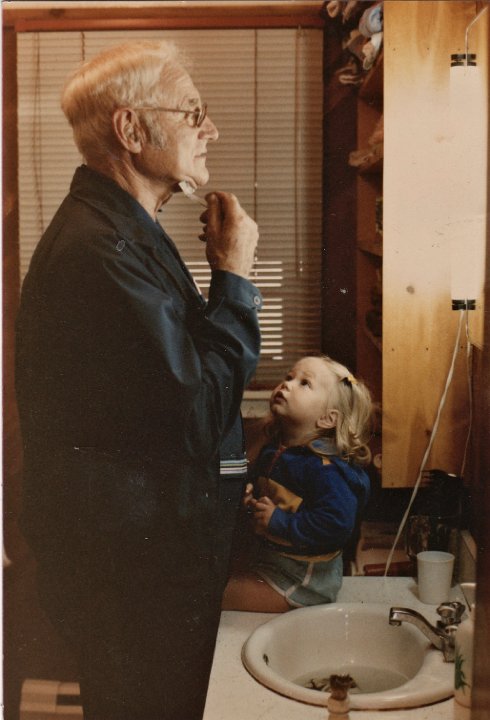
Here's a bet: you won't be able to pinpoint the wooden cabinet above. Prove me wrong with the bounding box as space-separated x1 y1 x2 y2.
348 1 484 488
381 0 479 488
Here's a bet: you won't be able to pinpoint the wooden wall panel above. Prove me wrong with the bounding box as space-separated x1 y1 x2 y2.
382 1 482 487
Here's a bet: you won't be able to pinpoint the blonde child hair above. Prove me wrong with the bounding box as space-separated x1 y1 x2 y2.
315 355 373 465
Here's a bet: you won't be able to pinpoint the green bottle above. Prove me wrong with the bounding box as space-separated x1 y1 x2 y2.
454 604 474 708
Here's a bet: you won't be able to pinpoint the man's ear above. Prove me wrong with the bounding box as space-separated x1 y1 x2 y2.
112 108 143 152
317 409 338 430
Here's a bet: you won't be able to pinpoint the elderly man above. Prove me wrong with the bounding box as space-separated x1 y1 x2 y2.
15 40 261 720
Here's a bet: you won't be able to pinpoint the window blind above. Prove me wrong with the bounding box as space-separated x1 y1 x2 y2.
17 28 323 387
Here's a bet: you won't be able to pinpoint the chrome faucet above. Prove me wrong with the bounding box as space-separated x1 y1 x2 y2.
389 602 466 662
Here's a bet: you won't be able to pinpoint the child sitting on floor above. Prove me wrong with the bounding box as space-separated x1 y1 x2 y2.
222 355 373 612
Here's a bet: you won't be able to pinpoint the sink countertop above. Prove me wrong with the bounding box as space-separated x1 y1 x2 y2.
203 576 470 720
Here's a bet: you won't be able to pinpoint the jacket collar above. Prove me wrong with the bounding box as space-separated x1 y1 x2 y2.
266 438 338 457
70 165 204 304
308 437 338 457
69 164 165 249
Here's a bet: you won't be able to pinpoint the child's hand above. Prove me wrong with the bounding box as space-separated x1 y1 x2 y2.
253 496 276 532
243 482 255 510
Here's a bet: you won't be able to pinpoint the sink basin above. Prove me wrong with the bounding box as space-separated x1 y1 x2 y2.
242 603 454 710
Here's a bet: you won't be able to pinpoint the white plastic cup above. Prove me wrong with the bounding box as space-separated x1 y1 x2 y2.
417 550 455 605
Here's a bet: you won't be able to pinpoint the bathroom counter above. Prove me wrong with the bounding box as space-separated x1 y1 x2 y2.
203 577 470 720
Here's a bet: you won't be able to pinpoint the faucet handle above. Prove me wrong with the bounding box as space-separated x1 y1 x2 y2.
436 601 465 626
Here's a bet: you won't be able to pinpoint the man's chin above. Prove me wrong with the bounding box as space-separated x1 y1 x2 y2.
190 162 210 188
172 171 208 195
193 171 209 188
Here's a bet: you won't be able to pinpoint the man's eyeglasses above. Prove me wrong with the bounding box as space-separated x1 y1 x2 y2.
134 103 208 128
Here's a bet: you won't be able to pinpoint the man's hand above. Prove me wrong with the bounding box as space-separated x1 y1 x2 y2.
200 191 258 278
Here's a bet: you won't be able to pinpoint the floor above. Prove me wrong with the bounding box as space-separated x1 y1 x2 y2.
4 554 79 720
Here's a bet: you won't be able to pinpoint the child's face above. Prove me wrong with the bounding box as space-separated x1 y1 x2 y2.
269 357 338 436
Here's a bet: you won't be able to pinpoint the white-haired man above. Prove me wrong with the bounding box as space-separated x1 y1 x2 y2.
16 40 261 720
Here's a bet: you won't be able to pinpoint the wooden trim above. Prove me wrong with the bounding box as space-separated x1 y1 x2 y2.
14 16 325 32
2 26 20 420
2 25 28 563
321 18 357 372
3 2 326 32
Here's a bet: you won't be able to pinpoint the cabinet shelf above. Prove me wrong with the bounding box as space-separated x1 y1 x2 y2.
363 325 382 352
359 153 383 175
359 51 383 107
358 239 383 257
349 144 383 174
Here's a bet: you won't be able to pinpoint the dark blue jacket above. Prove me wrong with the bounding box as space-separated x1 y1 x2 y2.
15 165 262 585
253 443 370 556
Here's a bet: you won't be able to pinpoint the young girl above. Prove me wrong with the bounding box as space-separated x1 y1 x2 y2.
222 354 372 612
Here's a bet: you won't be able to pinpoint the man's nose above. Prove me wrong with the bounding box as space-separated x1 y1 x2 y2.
199 115 219 141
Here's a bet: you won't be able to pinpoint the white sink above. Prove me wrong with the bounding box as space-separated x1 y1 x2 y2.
242 603 454 710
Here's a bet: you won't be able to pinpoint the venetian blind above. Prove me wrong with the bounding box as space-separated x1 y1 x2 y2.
17 28 323 387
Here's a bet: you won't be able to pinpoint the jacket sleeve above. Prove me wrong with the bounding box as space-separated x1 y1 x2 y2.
266 463 359 552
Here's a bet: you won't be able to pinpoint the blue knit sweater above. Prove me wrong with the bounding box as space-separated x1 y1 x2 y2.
252 442 370 557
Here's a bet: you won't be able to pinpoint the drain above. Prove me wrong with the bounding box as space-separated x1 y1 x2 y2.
303 675 357 693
